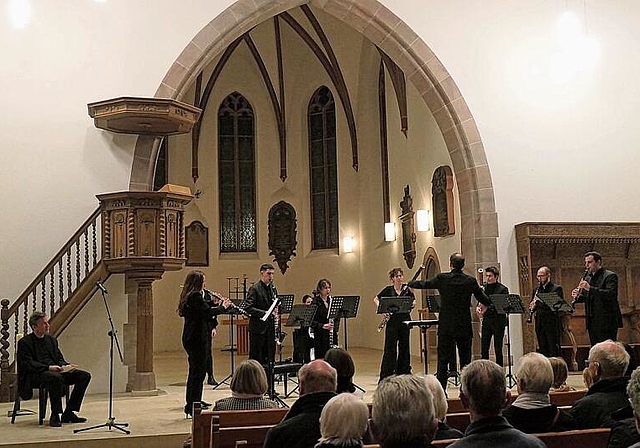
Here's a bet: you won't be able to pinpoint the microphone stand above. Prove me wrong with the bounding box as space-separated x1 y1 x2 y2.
74 284 130 435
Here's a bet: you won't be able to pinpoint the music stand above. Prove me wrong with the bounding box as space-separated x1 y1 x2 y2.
490 294 525 388
276 294 295 362
426 295 441 313
333 296 360 350
283 304 317 398
537 292 566 312
327 296 344 348
212 299 249 390
404 320 439 374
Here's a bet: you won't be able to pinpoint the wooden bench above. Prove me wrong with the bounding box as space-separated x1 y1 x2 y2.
365 427 611 448
191 405 288 448
212 424 275 448
445 389 585 414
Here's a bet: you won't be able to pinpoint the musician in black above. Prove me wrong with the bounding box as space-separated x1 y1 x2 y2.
571 251 622 345
244 263 279 367
529 266 563 357
374 267 414 382
477 266 509 366
178 270 230 416
408 253 490 391
311 278 338 359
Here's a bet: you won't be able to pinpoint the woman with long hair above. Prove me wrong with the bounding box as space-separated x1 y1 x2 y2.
312 278 338 359
178 270 230 417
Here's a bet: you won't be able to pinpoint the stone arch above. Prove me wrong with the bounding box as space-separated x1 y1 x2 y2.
129 0 498 269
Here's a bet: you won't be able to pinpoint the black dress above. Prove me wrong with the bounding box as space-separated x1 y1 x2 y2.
181 290 226 413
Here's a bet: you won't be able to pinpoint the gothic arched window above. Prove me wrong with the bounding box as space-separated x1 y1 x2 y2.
308 86 338 250
218 92 256 252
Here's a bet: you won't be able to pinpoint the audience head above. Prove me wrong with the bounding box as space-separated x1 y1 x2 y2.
626 367 640 434
587 340 630 382
317 393 369 447
28 311 50 337
460 359 510 419
324 348 356 393
515 352 553 394
450 253 465 270
230 360 269 396
549 357 569 389
372 375 438 448
299 360 337 396
423 374 448 420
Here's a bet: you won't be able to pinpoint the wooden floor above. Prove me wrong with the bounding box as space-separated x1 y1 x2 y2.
0 347 586 447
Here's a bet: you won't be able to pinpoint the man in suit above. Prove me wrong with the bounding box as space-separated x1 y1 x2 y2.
572 251 623 345
17 311 91 427
263 359 337 448
409 252 491 391
477 266 509 366
529 266 564 357
244 263 278 367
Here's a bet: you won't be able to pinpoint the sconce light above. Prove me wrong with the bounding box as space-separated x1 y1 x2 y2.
384 222 396 241
343 236 355 253
416 210 430 232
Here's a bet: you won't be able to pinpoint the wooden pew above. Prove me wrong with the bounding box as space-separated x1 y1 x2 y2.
445 389 585 414
191 405 287 448
369 427 611 448
211 424 275 448
534 428 611 448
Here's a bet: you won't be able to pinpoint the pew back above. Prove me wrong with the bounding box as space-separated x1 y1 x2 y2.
211 424 274 448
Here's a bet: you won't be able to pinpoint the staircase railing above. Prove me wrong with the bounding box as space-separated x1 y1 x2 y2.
0 207 102 379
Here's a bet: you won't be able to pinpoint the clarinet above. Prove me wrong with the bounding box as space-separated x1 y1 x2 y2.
526 283 544 323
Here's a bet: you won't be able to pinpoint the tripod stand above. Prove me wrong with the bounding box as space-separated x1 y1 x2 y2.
74 284 129 435
490 293 525 389
212 300 248 390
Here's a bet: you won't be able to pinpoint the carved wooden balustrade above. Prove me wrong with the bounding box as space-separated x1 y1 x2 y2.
1 208 103 401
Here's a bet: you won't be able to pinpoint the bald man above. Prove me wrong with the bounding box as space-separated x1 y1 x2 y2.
263 360 338 448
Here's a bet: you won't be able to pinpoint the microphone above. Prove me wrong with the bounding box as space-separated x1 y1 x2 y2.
96 281 108 294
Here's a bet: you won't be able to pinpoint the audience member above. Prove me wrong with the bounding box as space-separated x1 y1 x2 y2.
263 360 337 448
423 374 464 440
502 352 577 433
212 360 278 410
324 347 356 394
315 393 368 448
570 340 630 429
17 311 91 427
371 374 438 448
450 359 545 448
549 356 574 392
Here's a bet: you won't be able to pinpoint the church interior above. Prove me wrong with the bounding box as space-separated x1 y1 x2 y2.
2 0 640 446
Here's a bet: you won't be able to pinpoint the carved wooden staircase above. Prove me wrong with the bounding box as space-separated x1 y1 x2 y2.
1 187 193 402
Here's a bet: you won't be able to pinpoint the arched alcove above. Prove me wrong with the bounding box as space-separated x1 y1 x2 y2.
129 0 498 269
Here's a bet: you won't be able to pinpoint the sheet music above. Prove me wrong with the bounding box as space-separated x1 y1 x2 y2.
261 296 280 322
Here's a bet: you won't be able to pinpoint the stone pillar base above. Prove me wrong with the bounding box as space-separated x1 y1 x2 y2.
129 372 157 396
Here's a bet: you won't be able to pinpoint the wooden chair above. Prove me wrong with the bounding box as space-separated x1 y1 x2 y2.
11 382 69 425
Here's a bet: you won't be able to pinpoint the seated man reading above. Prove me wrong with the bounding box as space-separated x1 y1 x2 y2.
17 311 91 427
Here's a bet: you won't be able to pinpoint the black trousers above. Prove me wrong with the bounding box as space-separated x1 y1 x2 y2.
379 318 411 381
249 328 276 368
205 332 214 380
292 328 312 364
437 334 471 392
480 315 506 366
588 326 618 346
184 343 207 411
32 369 91 415
535 311 560 357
